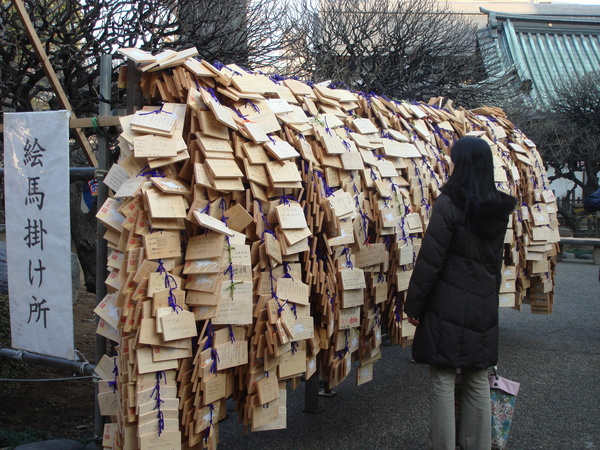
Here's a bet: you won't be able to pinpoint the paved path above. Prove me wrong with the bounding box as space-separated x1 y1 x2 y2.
218 261 600 449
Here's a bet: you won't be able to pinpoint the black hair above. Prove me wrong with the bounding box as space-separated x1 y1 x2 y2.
442 136 500 214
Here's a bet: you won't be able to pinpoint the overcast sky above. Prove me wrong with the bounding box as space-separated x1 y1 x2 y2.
552 0 600 4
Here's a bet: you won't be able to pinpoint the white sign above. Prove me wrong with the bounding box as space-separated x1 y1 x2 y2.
4 111 74 360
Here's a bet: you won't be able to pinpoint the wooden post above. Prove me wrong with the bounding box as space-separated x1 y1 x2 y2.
126 59 142 115
11 0 98 167
94 54 112 444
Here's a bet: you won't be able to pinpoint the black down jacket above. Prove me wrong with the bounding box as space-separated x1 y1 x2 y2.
404 187 517 369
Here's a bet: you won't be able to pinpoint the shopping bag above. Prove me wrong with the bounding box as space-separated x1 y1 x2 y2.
454 369 520 450
489 370 520 450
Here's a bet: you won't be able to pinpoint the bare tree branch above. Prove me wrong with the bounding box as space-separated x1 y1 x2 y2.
279 0 507 107
509 71 600 195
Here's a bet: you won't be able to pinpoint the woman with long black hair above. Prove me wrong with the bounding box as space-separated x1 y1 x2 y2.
404 136 517 449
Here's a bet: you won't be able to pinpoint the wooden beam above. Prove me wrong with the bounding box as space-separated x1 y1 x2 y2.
0 116 122 134
12 0 99 167
70 116 122 129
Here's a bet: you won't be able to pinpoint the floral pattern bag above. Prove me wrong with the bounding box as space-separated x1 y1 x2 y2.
455 368 520 449
488 369 520 450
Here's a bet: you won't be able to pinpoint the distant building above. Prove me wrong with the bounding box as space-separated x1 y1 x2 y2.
471 4 600 198
474 5 600 109
444 2 600 30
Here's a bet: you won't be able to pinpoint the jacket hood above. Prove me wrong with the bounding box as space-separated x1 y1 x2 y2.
473 192 518 238
441 182 517 238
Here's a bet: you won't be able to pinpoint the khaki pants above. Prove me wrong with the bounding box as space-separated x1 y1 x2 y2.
429 366 491 450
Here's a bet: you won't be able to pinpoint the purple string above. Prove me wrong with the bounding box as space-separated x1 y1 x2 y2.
373 305 381 328
412 160 425 199
344 329 349 351
291 304 298 319
329 291 336 314
341 246 354 269
245 100 261 114
529 167 539 189
383 235 392 252
257 200 271 232
360 211 370 244
139 104 169 115
262 228 277 243
516 208 523 223
324 116 333 136
316 171 335 197
279 194 298 206
199 203 210 214
108 358 118 393
269 74 286 84
432 123 450 147
234 108 250 121
219 198 229 226
269 268 279 302
204 403 215 443
349 175 370 245
228 325 236 343
421 155 441 188
158 260 182 313
277 298 288 314
202 87 220 103
224 260 235 283
152 371 166 436
228 66 243 76
421 198 432 215
210 348 219 374
358 91 374 107
380 93 393 102
369 167 379 181
291 341 298 355
137 165 165 178
394 292 402 323
534 159 549 190
282 262 294 280
328 81 349 90
203 321 214 351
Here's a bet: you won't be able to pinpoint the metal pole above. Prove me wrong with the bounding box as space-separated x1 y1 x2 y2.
0 348 95 375
126 59 141 114
303 372 323 414
94 54 112 444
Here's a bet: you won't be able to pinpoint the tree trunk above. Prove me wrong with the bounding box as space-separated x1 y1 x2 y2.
70 181 97 293
557 205 579 234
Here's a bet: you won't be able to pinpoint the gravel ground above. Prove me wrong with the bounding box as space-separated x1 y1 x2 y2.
217 261 600 450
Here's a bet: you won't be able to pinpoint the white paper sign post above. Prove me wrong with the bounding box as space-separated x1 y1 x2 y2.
4 111 75 360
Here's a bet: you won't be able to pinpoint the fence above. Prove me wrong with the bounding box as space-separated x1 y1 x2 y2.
557 196 600 238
